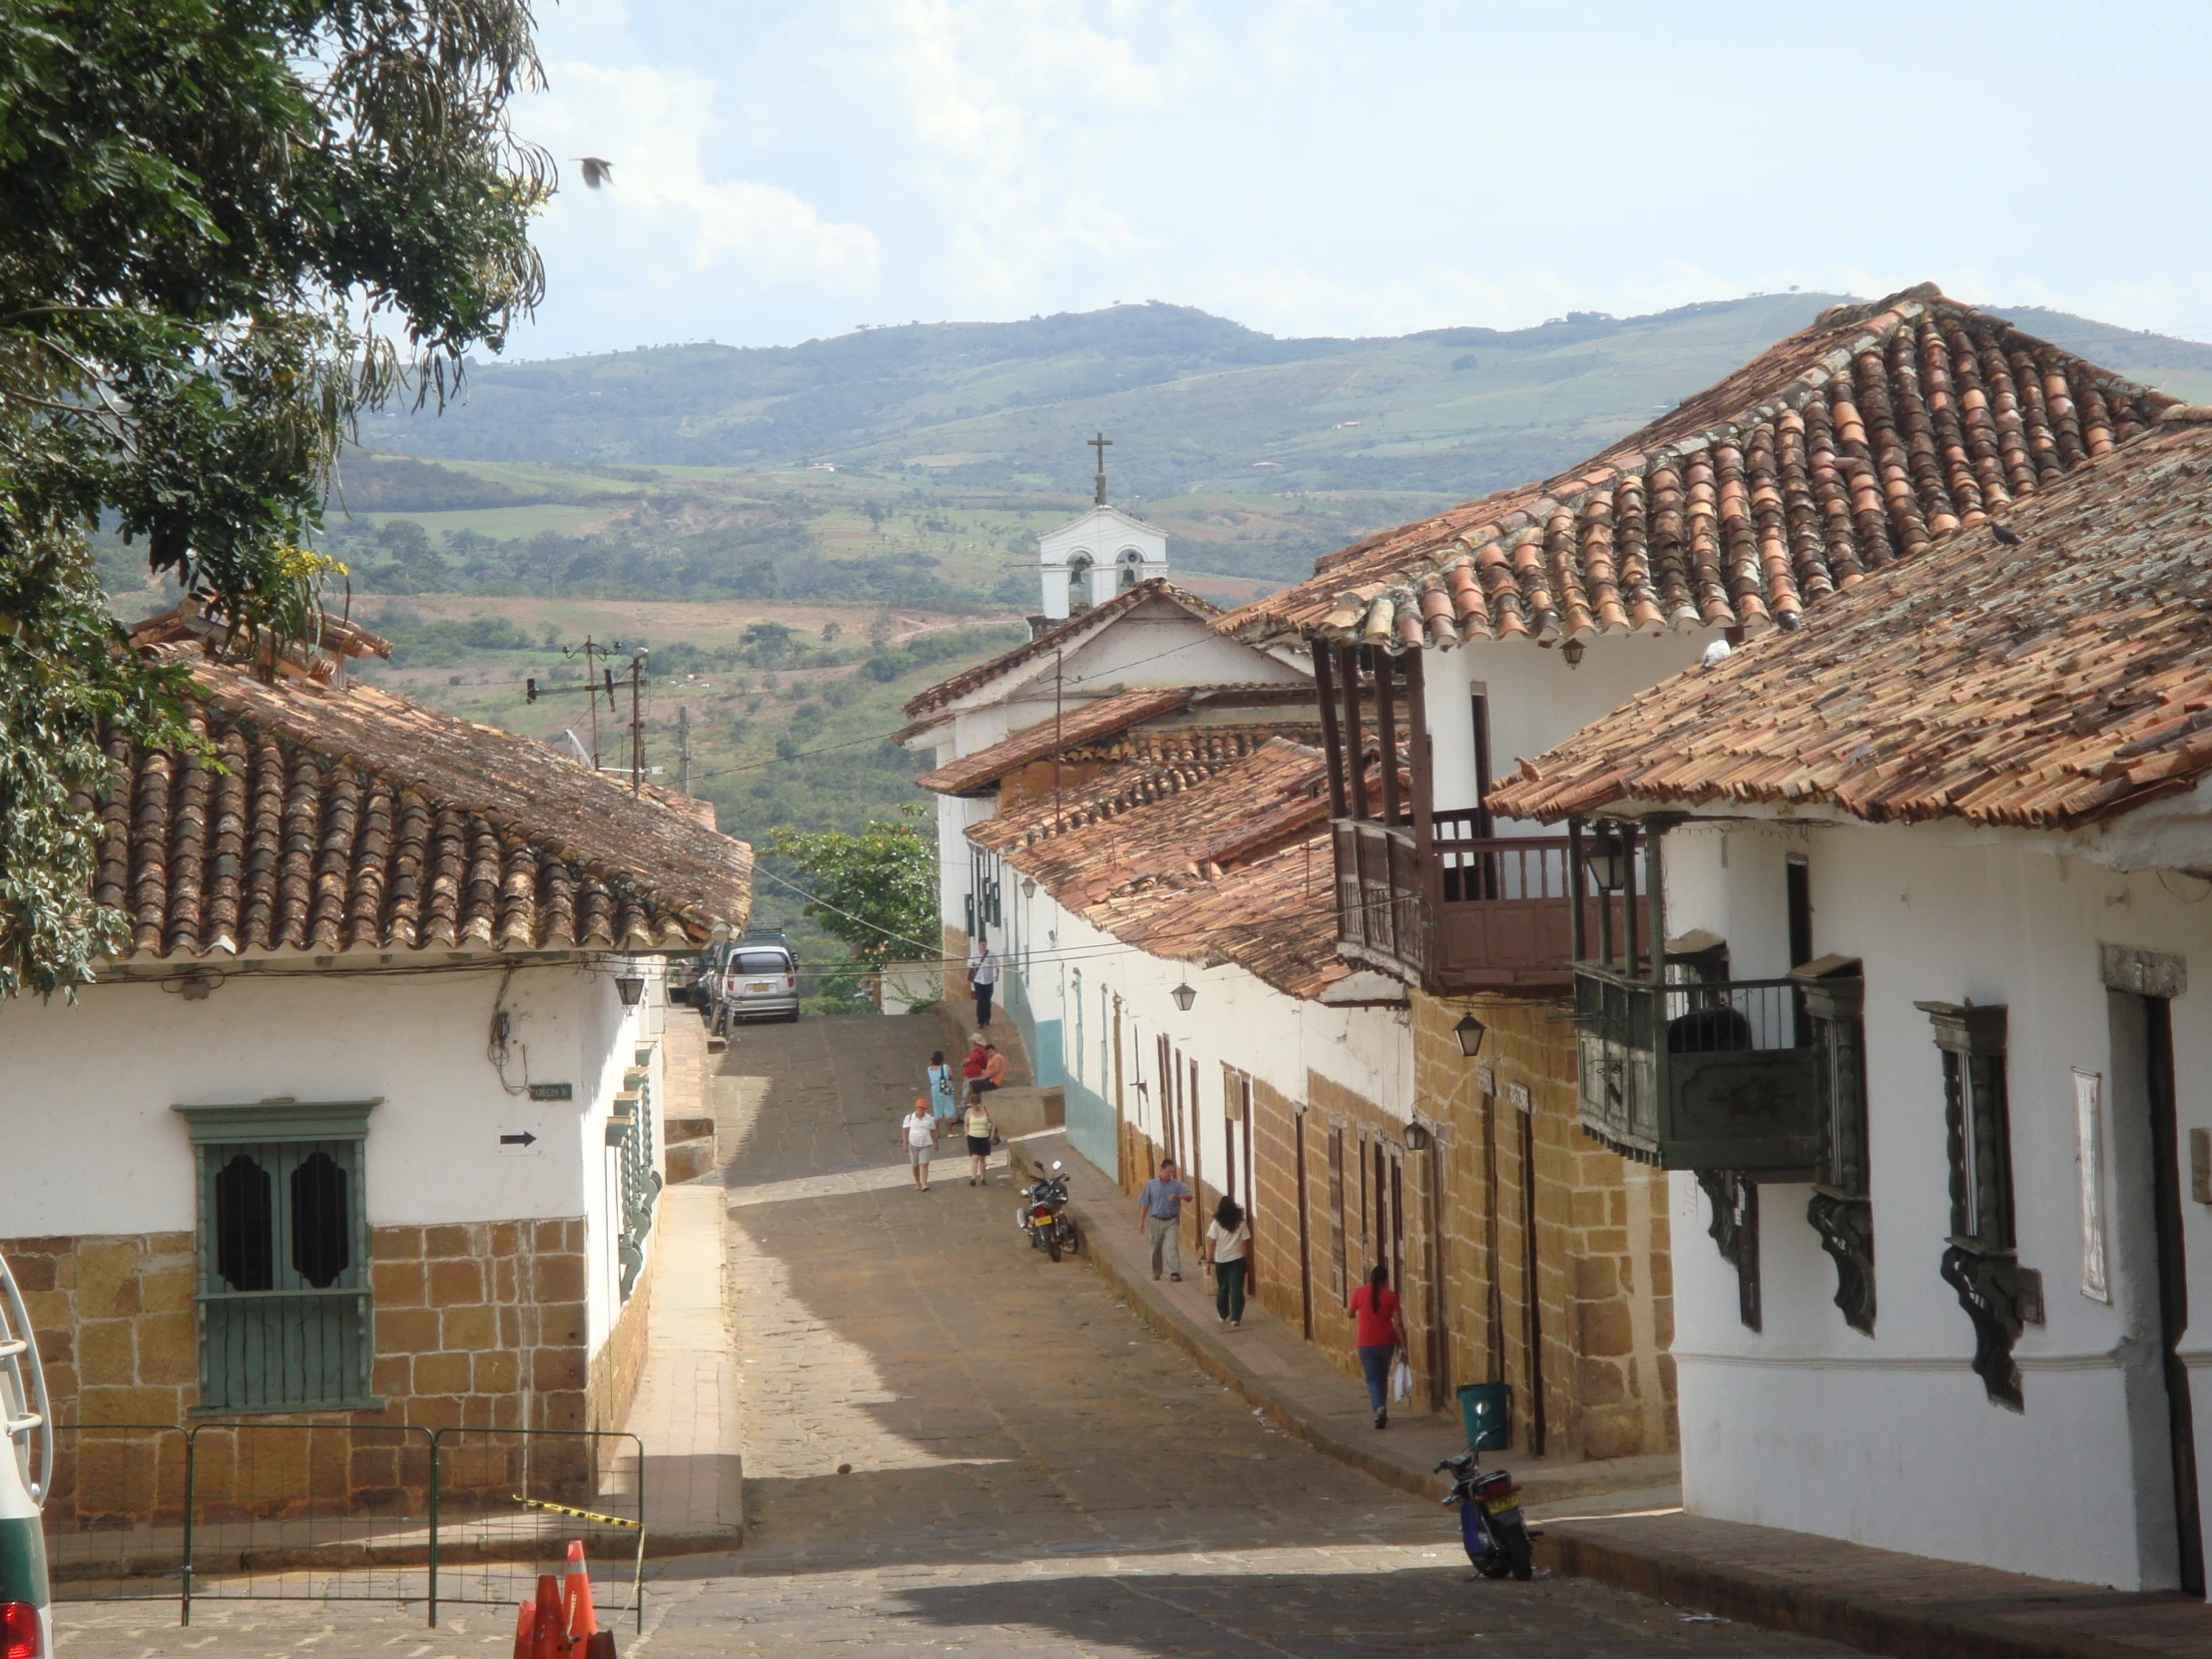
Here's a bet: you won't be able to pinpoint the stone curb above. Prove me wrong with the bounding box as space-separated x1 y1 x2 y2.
1536 1526 2196 1659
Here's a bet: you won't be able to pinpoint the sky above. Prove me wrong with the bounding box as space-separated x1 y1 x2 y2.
510 1 2212 357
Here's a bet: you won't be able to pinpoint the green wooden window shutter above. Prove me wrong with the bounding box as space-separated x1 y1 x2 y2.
173 1099 380 1413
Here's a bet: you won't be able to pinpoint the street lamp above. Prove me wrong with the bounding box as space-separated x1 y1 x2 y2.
1021 877 1037 900
1559 637 1585 669
1452 1014 1486 1058
1587 826 1629 893
1171 981 1197 1012
1403 1122 1433 1152
614 974 646 1008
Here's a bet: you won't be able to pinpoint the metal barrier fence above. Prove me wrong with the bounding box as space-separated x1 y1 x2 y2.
181 1421 436 1623
45 1422 645 1630
44 1424 191 1600
429 1426 645 1632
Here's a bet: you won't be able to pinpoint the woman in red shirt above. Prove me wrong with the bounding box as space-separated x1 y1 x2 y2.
1349 1264 1407 1429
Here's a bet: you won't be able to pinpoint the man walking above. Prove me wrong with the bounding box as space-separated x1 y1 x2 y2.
1135 1158 1194 1282
969 942 999 1029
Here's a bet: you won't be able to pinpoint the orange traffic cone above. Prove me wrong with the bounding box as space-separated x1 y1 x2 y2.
563 1538 600 1639
512 1599 536 1659
531 1572 567 1659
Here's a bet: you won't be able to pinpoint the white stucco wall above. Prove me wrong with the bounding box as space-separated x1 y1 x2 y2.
1657 818 2212 1590
0 957 666 1362
1023 888 1410 1190
1424 632 1713 829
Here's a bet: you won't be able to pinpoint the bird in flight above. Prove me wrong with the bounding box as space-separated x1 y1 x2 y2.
575 157 615 191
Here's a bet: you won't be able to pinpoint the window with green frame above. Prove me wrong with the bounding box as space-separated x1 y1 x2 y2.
173 1099 380 1414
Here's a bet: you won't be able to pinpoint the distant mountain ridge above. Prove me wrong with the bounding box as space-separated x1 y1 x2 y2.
364 293 2212 508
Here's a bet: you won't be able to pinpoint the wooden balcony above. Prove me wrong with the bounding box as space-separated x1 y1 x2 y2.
1334 813 1633 996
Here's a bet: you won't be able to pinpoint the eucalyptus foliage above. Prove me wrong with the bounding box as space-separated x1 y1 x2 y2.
0 0 550 994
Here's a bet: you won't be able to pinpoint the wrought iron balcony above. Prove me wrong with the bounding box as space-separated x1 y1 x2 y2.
1334 812 1639 996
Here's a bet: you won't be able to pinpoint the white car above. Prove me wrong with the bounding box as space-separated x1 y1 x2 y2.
720 943 800 1025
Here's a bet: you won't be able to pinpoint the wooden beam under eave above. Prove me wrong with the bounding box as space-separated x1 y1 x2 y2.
1312 639 1348 818
1341 643 1370 821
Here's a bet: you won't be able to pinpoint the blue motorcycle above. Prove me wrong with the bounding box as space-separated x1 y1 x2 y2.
1435 1449 1533 1580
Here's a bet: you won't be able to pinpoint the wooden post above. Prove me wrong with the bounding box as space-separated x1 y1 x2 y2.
1341 644 1369 821
1376 651 1401 827
1313 640 1347 818
1403 647 1437 976
1622 822 1641 979
1568 818 1586 963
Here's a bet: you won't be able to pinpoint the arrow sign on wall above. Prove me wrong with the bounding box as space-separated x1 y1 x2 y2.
500 1131 538 1148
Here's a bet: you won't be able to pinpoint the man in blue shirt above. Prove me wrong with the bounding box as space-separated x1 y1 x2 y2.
1135 1159 1194 1282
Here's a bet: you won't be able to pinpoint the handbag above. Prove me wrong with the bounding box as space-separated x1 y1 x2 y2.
1390 1357 1412 1403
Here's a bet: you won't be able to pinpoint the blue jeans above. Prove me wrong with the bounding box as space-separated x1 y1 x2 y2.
1358 1343 1395 1412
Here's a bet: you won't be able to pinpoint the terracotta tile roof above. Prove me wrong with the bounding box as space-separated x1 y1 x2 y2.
1487 411 2212 831
916 688 1195 794
917 687 1323 797
900 578 1225 718
985 741 1331 909
968 727 1328 855
91 654 754 960
1083 834 1346 1000
1220 286 2176 652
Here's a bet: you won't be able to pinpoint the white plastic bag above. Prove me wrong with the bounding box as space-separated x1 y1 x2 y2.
1390 1358 1412 1403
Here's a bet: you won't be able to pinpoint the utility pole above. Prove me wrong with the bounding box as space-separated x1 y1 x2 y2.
629 651 645 797
676 705 692 797
581 638 601 770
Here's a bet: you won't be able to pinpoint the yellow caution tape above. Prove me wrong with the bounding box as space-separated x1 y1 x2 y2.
511 1494 644 1529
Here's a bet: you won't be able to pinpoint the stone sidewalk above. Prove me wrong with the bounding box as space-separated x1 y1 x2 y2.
610 1010 746 1548
1013 1131 2212 1659
1006 1130 1680 1517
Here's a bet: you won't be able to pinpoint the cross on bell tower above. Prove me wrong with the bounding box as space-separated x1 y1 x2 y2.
1090 431 1112 505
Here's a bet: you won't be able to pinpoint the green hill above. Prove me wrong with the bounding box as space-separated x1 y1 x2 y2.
316 293 2212 606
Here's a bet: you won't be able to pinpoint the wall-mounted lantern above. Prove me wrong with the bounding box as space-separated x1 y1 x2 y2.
1560 637 1585 670
1404 1121 1433 1152
1170 981 1197 1012
1587 827 1629 893
1452 1013 1486 1058
1021 877 1037 900
614 974 646 1008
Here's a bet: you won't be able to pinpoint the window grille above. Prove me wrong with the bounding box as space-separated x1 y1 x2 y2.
1918 1001 2040 1409
174 1099 379 1413
607 1048 665 1301
1801 960 1874 1335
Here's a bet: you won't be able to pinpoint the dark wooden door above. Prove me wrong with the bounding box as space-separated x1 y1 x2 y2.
2147 997 2204 1596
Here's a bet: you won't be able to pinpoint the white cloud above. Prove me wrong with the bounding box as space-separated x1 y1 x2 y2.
518 57 879 336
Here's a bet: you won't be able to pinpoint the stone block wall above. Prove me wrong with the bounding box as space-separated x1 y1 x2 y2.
1247 1077 1309 1338
4 1216 611 1528
1412 989 1675 1460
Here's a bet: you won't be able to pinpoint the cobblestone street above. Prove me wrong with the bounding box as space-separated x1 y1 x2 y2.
54 1013 1848 1656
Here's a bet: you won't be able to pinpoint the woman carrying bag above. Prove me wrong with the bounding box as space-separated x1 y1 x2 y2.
1349 1264 1408 1430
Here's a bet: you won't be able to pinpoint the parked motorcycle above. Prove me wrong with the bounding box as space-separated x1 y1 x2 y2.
1017 1163 1080 1262
1435 1448 1533 1580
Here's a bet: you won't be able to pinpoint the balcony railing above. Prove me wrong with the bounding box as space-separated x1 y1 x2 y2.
1334 812 1639 995
1573 966 1827 1173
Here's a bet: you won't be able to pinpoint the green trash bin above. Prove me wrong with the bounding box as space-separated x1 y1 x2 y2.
1456 1382 1510 1451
